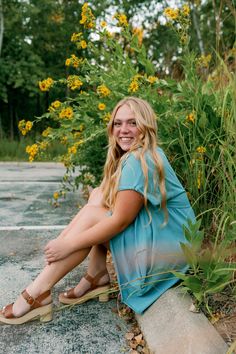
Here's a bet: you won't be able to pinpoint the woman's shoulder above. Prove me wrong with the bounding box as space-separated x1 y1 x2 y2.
123 147 166 165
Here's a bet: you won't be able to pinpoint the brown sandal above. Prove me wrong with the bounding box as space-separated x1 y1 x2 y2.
59 269 110 305
0 289 52 325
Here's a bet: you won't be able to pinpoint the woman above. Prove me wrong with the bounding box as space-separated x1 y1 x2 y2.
0 97 195 325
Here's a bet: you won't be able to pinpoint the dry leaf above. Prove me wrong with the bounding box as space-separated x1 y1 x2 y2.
130 340 138 349
134 334 143 344
125 332 135 341
189 302 200 313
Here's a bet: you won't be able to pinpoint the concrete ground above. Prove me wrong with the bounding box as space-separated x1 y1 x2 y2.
0 162 132 354
0 162 229 354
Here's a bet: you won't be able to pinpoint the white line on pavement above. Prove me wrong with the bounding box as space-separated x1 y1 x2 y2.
0 181 62 184
0 225 66 231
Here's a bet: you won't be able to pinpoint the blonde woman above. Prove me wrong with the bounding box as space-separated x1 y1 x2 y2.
0 97 195 325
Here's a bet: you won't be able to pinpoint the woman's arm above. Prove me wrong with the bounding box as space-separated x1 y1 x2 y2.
76 189 144 246
44 190 144 262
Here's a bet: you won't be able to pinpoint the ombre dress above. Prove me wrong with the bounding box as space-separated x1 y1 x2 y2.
110 147 195 314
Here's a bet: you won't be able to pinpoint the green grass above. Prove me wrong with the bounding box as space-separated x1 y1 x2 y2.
0 138 67 161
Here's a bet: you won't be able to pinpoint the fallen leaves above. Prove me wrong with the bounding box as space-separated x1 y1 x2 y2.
107 251 150 353
124 322 150 353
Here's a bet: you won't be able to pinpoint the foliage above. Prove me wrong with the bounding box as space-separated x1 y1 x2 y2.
173 219 236 316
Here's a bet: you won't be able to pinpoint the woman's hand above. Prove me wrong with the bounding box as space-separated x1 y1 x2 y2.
44 238 72 264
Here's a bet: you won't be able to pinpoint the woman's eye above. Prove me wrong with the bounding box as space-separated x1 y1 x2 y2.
129 121 136 126
113 122 121 127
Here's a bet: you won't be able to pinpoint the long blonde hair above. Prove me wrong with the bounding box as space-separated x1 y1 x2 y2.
101 97 167 219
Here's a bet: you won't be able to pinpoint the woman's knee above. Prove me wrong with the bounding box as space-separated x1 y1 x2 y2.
87 187 103 206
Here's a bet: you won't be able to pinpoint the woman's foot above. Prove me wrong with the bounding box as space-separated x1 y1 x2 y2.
0 289 52 325
59 269 110 304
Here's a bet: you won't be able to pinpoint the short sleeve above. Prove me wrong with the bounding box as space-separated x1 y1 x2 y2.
118 153 162 206
118 154 145 195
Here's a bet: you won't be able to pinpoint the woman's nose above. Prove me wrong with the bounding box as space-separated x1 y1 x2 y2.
120 123 129 133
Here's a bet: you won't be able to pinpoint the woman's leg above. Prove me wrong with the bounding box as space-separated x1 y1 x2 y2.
4 203 109 318
57 187 110 297
68 244 109 298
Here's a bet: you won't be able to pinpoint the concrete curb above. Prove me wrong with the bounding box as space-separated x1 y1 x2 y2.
136 288 228 354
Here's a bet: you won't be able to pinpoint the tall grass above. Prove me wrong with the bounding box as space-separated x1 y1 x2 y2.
0 137 67 161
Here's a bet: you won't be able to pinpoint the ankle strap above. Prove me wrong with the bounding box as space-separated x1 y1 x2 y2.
84 269 108 289
21 289 51 308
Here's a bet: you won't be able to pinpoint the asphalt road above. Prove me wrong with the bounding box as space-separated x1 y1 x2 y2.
0 162 131 354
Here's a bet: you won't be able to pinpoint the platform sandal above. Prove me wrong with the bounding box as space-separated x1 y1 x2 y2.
0 289 52 325
59 269 110 305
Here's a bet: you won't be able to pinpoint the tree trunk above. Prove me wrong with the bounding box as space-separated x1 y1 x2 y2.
191 4 205 55
0 0 4 57
8 89 14 140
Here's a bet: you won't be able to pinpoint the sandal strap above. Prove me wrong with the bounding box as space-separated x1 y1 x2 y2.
84 269 108 290
21 289 51 309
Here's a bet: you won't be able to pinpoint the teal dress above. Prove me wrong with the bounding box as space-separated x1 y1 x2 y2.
110 147 195 314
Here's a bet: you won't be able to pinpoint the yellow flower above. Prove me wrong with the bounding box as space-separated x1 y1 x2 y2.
26 144 38 162
98 103 106 110
39 77 54 92
97 84 111 97
80 40 87 49
115 13 128 27
65 55 84 68
164 7 179 20
100 21 107 27
51 100 61 109
132 27 143 46
182 4 190 16
80 2 95 29
59 107 74 119
197 54 212 68
67 75 83 90
186 112 195 123
68 145 77 154
18 120 33 135
148 76 158 84
128 80 139 92
60 136 68 145
196 146 206 154
25 121 33 131
53 192 59 200
71 32 82 42
102 113 111 123
42 127 52 137
18 120 25 129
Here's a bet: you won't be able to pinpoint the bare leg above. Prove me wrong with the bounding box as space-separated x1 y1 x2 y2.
5 202 109 318
57 187 110 297
70 244 109 298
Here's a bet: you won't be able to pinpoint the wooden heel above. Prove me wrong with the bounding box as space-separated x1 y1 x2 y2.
99 292 109 302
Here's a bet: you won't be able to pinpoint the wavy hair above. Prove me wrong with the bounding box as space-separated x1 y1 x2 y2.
101 97 167 221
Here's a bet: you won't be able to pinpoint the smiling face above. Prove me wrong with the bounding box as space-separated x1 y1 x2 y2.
112 104 140 152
